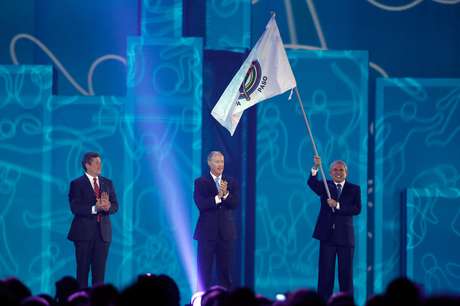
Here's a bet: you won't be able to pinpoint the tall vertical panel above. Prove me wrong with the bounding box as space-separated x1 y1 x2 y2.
205 0 250 51
0 65 52 293
126 36 202 301
374 79 460 293
255 50 368 304
0 81 128 293
46 95 127 291
0 36 203 302
404 188 460 295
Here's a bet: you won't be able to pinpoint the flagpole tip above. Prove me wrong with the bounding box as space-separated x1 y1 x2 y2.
270 11 276 18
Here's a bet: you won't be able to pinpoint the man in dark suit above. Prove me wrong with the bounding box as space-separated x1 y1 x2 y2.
307 155 361 300
68 152 119 288
193 151 239 291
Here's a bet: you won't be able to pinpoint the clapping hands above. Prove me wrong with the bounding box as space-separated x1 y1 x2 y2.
96 192 111 212
218 180 229 199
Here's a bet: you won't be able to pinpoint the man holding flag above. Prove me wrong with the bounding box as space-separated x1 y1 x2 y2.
308 155 362 300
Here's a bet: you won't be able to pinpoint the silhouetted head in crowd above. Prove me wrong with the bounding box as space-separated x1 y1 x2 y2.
0 279 18 306
286 289 325 306
385 277 422 306
120 274 180 306
55 276 80 305
90 284 118 306
364 294 386 306
200 286 228 306
66 291 89 306
3 277 32 305
255 294 273 306
155 274 180 306
20 296 50 306
38 294 56 306
423 295 460 306
222 287 257 306
327 292 355 306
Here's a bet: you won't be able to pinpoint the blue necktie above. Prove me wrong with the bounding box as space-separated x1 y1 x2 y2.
215 177 220 189
336 183 342 198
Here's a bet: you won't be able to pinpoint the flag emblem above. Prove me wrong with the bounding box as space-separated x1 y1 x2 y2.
239 60 262 102
211 15 296 135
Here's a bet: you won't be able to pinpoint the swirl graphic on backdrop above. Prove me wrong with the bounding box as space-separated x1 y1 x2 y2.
283 0 389 78
210 0 241 18
367 0 460 11
0 65 51 109
367 0 424 11
9 33 127 96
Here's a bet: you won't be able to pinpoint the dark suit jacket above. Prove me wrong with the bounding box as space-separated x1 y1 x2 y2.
193 174 239 241
308 174 361 247
67 175 119 242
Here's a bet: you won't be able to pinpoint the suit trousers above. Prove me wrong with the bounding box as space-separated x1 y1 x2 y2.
197 239 234 291
318 241 354 301
74 232 110 288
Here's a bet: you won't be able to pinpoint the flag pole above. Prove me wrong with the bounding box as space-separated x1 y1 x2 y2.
294 86 332 200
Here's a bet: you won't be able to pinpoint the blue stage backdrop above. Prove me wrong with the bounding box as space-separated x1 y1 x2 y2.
374 78 460 293
1 0 460 302
404 188 460 295
0 41 202 304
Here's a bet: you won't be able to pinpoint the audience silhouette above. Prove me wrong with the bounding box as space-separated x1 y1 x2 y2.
0 274 458 306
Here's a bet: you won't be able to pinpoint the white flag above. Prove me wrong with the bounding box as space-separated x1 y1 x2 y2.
211 15 297 135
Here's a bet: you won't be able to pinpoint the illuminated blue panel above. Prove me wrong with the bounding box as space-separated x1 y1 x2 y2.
205 0 250 51
375 79 460 293
0 65 51 293
40 95 128 293
42 92 200 301
142 0 182 38
127 36 203 300
0 38 203 302
127 37 202 100
255 50 368 304
405 188 460 295
0 92 128 294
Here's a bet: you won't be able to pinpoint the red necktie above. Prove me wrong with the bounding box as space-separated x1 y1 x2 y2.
93 177 100 197
94 177 101 222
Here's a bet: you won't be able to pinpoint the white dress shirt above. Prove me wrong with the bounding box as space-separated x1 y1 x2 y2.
85 172 99 214
311 168 343 210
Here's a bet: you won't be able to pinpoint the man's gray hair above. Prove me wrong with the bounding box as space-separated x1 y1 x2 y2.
329 160 348 172
207 151 224 161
